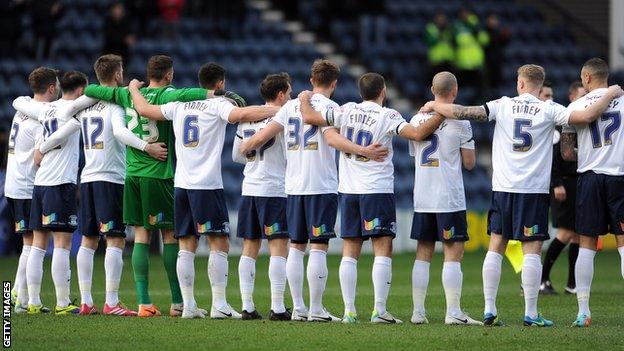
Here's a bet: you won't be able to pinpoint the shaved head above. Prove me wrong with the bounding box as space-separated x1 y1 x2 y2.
431 71 457 97
582 58 609 81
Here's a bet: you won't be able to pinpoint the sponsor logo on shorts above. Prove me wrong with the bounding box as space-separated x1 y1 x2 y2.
42 213 58 225
363 218 381 231
443 227 455 240
311 224 327 237
99 221 115 233
14 220 26 232
264 223 280 236
523 225 539 237
197 221 212 234
148 213 165 225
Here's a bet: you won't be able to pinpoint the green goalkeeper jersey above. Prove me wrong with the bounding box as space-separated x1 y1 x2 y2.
84 84 208 179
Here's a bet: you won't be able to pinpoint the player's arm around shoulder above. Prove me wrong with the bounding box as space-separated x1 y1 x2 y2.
12 96 46 120
568 84 624 125
421 100 490 122
238 120 283 156
322 128 389 162
298 90 331 126
127 79 167 121
38 117 81 154
399 111 444 141
227 103 280 124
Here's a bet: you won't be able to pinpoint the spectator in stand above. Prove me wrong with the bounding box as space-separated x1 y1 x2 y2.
158 0 186 39
0 0 26 59
30 0 63 60
453 8 489 102
485 13 511 91
424 11 455 83
104 2 136 67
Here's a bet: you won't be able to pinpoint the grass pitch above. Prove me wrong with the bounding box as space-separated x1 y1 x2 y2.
3 250 623 350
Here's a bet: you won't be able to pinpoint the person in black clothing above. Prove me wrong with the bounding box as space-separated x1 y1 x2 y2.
0 0 26 58
103 2 136 68
484 13 511 91
30 0 63 59
540 81 587 295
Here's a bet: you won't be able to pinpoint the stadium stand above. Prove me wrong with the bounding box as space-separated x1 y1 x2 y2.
0 0 617 212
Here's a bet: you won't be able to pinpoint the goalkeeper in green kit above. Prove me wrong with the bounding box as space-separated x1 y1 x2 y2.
84 55 245 317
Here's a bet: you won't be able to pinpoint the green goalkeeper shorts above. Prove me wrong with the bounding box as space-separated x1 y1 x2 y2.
123 176 174 230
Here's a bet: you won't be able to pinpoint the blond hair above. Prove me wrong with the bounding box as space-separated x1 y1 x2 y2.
431 71 457 96
517 64 545 87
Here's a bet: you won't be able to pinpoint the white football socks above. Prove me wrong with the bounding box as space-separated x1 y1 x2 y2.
286 247 306 311
268 256 287 313
372 256 392 315
307 249 328 315
618 246 624 280
442 261 463 317
15 245 31 306
576 248 596 316
177 250 197 310
521 254 541 319
26 246 46 306
77 246 95 307
208 250 229 309
52 247 71 308
412 259 430 315
104 246 123 307
238 255 256 312
339 256 358 315
482 251 502 316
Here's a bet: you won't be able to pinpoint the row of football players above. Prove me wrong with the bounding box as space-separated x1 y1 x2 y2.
6 54 624 327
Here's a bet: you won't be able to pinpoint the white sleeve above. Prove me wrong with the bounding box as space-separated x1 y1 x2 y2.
217 100 237 123
231 129 247 164
460 122 475 149
272 104 288 127
12 96 46 120
485 97 505 121
111 106 148 151
58 95 98 120
550 101 571 126
384 109 407 135
39 118 81 153
160 102 177 121
408 115 418 156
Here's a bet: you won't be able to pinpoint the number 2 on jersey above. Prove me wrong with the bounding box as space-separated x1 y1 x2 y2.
82 117 104 149
287 117 318 150
589 111 621 148
420 134 439 167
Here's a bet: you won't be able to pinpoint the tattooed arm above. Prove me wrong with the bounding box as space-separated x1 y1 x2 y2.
421 101 489 122
560 132 577 161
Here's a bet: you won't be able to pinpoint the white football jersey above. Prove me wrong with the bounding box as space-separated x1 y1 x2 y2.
237 115 287 197
565 88 624 176
35 99 81 186
409 113 474 212
5 107 44 199
77 101 127 184
160 98 235 189
325 101 407 194
272 94 339 195
485 93 570 194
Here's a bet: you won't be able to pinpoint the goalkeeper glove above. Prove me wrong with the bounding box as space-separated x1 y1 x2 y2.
215 90 247 107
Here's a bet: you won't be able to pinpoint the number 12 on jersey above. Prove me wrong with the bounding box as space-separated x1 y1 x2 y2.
589 111 621 148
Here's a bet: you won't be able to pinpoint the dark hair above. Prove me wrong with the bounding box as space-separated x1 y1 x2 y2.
568 81 583 95
311 59 340 87
542 80 552 88
358 72 386 100
60 71 88 93
198 62 225 89
582 57 609 81
94 54 123 83
147 55 173 81
260 73 291 102
28 67 58 94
